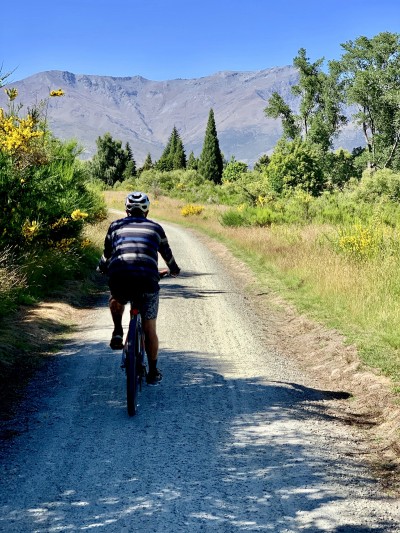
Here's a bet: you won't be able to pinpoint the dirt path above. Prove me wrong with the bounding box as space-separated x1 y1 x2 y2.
0 221 399 532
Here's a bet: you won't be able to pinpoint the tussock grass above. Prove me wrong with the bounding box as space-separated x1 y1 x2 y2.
0 220 109 388
0 248 27 314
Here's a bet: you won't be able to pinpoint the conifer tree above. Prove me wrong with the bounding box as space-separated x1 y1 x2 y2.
199 109 223 183
187 151 198 170
123 142 136 180
156 126 186 171
90 133 134 186
142 152 153 171
173 135 187 169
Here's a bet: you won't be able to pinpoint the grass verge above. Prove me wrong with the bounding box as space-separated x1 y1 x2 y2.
105 191 400 390
0 217 111 413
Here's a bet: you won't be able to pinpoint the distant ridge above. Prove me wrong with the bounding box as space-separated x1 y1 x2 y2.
0 67 363 166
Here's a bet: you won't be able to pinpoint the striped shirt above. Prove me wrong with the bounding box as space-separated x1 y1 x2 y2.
99 216 179 291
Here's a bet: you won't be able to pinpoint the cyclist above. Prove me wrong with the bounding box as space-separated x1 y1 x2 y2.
98 192 180 385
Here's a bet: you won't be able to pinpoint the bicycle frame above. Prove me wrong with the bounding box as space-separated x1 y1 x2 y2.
121 270 170 415
124 304 146 416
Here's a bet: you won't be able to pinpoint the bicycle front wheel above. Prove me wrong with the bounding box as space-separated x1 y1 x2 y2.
125 314 141 416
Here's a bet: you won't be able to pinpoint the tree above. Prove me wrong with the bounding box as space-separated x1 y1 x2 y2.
199 109 223 184
122 142 136 181
264 93 300 140
254 154 270 173
90 133 134 186
222 156 248 182
156 126 186 171
331 32 400 170
140 152 153 173
187 151 199 170
173 134 187 169
265 138 325 196
265 48 346 151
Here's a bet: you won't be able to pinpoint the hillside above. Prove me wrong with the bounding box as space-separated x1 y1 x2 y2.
0 67 363 166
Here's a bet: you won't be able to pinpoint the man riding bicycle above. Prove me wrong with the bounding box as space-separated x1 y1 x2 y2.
98 192 180 385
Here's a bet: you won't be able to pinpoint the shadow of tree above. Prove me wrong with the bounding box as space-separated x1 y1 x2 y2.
0 339 396 532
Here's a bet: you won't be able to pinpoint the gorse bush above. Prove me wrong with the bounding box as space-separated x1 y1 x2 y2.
1 139 106 249
0 84 106 314
220 205 283 227
180 204 205 217
0 87 106 251
333 224 379 260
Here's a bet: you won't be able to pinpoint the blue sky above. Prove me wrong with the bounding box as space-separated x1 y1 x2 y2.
2 0 400 82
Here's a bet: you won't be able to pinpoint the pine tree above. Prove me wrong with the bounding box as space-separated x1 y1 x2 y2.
173 135 187 169
156 126 186 171
90 132 132 186
123 142 136 179
142 153 153 170
199 109 223 184
187 151 198 170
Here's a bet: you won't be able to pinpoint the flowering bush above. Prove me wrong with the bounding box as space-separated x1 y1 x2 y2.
335 224 380 260
0 85 106 250
181 204 205 217
0 109 43 153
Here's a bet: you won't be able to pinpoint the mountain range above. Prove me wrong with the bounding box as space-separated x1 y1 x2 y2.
0 67 363 167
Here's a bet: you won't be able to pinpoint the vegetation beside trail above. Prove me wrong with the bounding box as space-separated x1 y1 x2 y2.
0 82 107 392
105 190 400 391
2 30 400 402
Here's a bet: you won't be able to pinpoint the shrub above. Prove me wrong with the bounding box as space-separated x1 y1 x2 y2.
265 138 326 196
181 204 205 217
354 168 400 202
332 223 382 260
220 209 247 227
0 247 27 316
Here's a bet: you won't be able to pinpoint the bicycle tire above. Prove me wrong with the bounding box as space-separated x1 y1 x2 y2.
126 314 141 416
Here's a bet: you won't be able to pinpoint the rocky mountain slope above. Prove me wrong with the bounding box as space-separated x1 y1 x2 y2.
1 67 363 166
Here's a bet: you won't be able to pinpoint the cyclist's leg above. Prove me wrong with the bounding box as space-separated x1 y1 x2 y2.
108 275 128 348
142 318 158 362
141 292 162 383
109 297 125 336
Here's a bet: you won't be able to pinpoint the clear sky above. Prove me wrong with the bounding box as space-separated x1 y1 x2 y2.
2 0 400 83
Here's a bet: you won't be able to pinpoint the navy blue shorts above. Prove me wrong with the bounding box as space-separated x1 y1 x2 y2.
108 275 159 320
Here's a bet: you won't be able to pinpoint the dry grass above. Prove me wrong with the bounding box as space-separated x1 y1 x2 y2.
103 191 400 383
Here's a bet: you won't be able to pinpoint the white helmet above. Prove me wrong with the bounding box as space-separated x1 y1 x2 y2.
125 192 150 214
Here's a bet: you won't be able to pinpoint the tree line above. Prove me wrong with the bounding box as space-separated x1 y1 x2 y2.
89 108 224 186
88 31 400 201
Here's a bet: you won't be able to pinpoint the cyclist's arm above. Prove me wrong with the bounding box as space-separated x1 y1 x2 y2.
97 229 112 273
158 231 180 276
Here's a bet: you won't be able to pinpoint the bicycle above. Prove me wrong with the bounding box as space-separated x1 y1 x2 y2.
122 300 145 416
122 268 170 416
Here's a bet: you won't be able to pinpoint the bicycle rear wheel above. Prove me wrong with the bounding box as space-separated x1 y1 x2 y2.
125 314 142 416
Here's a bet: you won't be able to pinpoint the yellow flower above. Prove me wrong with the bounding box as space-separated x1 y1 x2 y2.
337 224 377 259
180 204 205 217
71 209 88 221
80 238 91 248
22 220 40 240
49 89 65 97
51 217 69 229
53 238 75 251
257 195 267 207
0 112 43 153
5 88 18 101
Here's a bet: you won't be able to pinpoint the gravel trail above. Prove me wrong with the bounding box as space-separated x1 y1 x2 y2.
0 221 399 532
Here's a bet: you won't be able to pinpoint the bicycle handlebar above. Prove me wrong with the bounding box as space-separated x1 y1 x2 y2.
159 268 180 278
